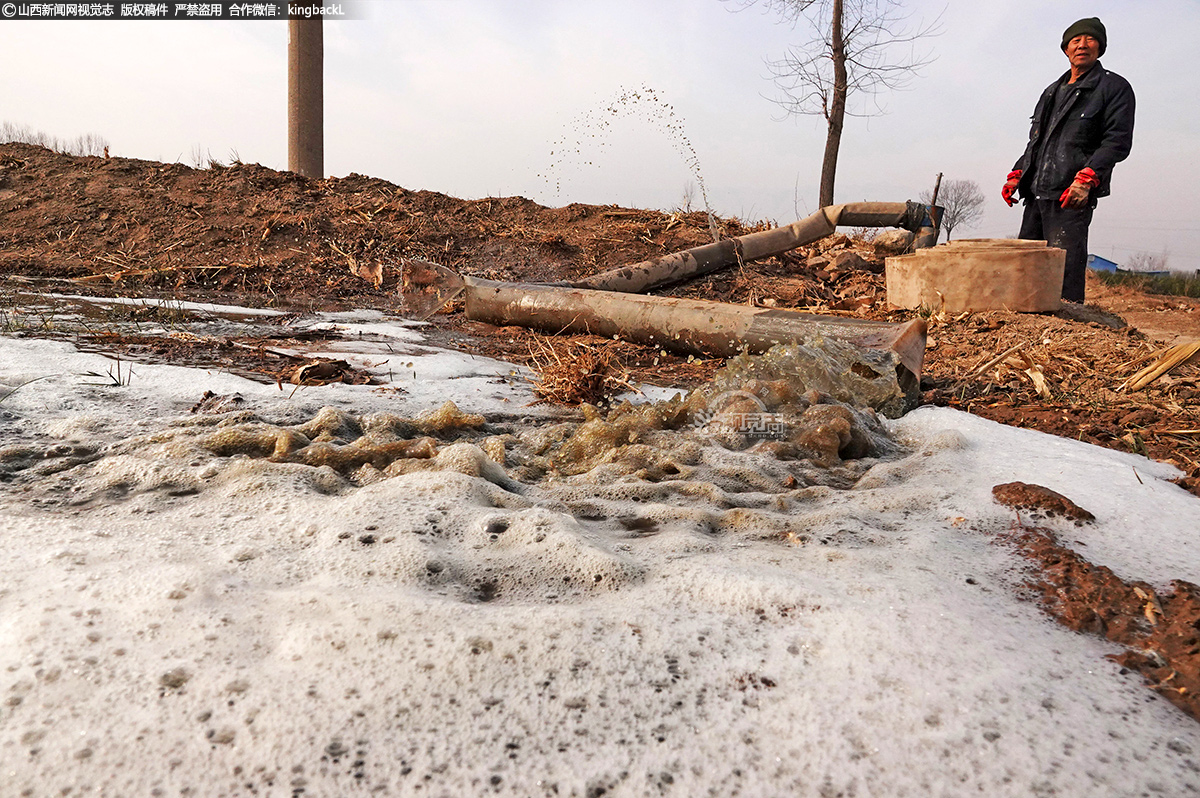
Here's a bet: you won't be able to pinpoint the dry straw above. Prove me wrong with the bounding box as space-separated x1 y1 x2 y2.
528 339 634 406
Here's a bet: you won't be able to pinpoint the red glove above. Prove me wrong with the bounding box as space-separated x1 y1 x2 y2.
1001 170 1022 206
1059 167 1100 209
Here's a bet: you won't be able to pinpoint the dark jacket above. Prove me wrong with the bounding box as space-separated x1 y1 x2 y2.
1013 61 1135 201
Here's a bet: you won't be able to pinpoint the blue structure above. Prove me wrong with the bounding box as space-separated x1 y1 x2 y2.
1087 254 1171 277
1087 254 1120 273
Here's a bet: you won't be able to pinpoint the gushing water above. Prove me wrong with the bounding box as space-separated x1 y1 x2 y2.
542 84 720 241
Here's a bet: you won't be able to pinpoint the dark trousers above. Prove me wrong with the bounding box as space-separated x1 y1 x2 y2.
1018 199 1094 303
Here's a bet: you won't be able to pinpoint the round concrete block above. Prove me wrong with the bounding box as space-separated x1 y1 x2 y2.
885 240 1065 313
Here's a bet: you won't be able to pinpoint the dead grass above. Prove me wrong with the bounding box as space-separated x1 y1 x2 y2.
528 338 635 406
1097 269 1200 299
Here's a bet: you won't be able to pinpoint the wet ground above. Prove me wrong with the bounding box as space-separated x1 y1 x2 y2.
3 280 452 388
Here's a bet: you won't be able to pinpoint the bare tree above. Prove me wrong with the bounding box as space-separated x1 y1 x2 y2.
919 178 984 241
734 0 939 208
1125 252 1171 272
1 121 109 156
675 180 698 213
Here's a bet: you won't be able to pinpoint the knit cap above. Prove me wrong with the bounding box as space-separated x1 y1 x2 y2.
1062 17 1106 56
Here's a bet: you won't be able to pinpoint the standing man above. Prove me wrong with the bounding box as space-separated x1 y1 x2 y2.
1002 17 1135 304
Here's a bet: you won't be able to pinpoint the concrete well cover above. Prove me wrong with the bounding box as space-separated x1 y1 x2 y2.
885 239 1065 313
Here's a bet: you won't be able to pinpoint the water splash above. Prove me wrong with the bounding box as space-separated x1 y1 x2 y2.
541 84 720 241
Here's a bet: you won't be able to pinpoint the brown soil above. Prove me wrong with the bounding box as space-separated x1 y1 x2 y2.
0 142 748 297
992 481 1096 522
5 141 1200 721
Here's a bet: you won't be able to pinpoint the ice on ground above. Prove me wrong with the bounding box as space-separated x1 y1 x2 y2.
2 334 1200 797
56 293 290 318
304 309 429 344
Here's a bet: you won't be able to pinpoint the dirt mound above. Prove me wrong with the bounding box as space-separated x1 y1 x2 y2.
0 142 747 300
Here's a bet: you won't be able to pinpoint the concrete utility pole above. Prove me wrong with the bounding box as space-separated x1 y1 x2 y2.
288 16 324 178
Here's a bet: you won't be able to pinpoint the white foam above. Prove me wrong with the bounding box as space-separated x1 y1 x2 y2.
890 406 1200 586
3 335 1200 796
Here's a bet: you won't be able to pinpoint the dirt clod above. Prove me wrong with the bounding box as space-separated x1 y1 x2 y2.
992 481 1095 522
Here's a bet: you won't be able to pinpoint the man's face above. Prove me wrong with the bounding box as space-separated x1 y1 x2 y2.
1066 34 1101 72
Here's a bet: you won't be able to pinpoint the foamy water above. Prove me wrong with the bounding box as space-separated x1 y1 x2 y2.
3 333 1200 797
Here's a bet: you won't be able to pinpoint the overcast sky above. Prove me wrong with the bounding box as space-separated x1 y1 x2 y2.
3 0 1197 270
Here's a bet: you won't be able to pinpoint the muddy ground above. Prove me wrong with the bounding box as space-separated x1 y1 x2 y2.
4 142 1200 719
